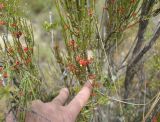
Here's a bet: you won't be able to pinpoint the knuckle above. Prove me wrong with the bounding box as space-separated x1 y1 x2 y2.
32 100 43 107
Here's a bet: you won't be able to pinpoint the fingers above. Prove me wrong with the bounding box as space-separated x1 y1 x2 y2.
52 88 69 105
25 100 43 122
6 112 14 122
67 81 92 119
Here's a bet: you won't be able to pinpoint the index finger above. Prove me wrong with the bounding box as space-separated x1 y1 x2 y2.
67 80 93 119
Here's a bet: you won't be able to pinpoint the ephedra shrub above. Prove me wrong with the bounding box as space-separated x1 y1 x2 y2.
0 0 160 122
0 0 48 121
48 0 160 121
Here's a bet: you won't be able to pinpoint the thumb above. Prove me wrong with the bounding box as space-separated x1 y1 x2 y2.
52 88 69 105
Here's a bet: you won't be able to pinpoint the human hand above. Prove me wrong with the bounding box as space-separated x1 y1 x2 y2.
6 81 92 122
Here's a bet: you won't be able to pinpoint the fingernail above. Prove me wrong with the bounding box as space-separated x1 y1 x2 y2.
61 88 69 95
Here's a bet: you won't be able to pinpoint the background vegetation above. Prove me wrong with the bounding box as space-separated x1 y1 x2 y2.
0 0 160 122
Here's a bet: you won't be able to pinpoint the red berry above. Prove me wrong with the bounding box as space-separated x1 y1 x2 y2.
23 47 29 52
0 67 3 72
76 55 81 62
0 21 6 25
16 61 20 65
118 7 125 14
0 3 5 9
3 72 8 78
79 59 90 67
131 0 136 4
67 64 76 73
68 40 75 46
13 31 22 38
11 23 17 28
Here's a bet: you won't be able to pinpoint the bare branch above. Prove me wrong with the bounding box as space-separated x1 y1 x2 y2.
132 24 160 65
